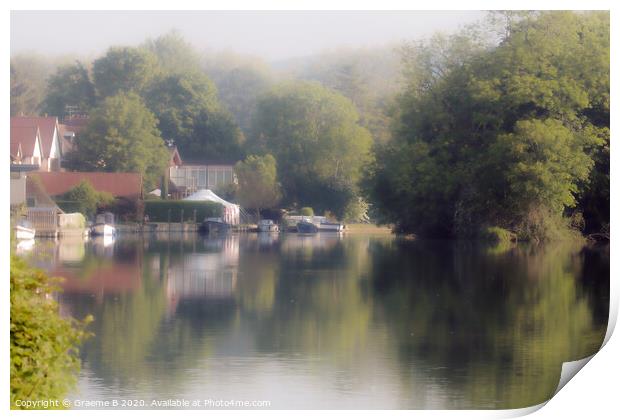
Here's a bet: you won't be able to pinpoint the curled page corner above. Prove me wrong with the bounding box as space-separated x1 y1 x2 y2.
553 355 595 396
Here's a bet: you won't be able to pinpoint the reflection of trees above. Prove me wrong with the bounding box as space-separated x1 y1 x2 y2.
369 240 608 408
45 233 608 407
241 236 380 366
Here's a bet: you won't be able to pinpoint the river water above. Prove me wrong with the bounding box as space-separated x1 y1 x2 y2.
18 232 609 409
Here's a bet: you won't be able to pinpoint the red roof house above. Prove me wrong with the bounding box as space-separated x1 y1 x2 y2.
10 125 43 167
30 172 143 200
11 116 63 171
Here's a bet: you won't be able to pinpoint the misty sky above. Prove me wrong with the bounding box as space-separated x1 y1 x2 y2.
11 10 484 61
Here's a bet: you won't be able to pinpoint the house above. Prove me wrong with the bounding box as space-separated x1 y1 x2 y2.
167 146 236 199
10 125 43 166
11 116 63 171
58 115 89 155
28 172 144 202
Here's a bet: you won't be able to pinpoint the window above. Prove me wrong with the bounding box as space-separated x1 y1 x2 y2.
199 168 207 187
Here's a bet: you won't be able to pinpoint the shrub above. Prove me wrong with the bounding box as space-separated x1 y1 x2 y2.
10 256 92 408
58 180 115 218
300 207 314 217
478 226 517 244
144 200 222 222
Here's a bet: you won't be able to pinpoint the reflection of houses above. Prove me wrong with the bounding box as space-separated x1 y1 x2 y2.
166 236 239 312
167 146 236 199
53 263 142 299
11 116 63 171
50 241 142 300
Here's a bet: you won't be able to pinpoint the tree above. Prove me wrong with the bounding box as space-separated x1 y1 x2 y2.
73 92 169 190
143 71 243 161
92 46 159 98
60 180 114 218
142 30 202 74
367 11 609 240
41 62 96 118
10 54 60 116
204 53 274 136
251 81 373 217
234 154 281 221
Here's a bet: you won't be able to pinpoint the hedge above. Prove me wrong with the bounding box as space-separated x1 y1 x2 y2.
55 198 143 222
55 200 83 215
144 200 222 223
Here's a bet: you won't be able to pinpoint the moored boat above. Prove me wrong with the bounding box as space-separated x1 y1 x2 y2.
318 221 345 232
258 219 279 233
91 223 116 236
199 217 232 235
297 220 319 234
15 223 36 240
91 212 116 237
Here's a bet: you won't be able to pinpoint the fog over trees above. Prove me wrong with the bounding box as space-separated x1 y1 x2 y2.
10 11 609 239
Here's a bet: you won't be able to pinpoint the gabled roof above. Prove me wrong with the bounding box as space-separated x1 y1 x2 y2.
60 115 89 133
11 116 60 158
10 140 22 160
30 172 143 199
10 125 42 158
169 146 183 166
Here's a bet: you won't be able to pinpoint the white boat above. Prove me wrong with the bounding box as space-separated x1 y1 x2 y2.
15 224 36 240
91 223 116 236
312 216 345 232
318 221 345 232
91 212 116 237
258 219 279 233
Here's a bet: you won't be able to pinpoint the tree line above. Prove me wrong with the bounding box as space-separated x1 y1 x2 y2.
10 11 609 239
366 11 609 241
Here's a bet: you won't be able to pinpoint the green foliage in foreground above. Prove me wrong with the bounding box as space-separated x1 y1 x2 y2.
366 11 609 241
143 200 222 223
10 256 92 409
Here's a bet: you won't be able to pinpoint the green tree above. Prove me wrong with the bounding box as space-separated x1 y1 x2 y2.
92 46 159 98
10 256 91 408
60 180 115 218
204 53 274 136
41 62 96 118
234 154 281 221
73 92 169 190
143 71 243 161
251 81 373 217
142 30 202 74
367 11 609 240
10 54 65 116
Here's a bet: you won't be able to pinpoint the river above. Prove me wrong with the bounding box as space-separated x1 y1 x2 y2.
17 232 609 409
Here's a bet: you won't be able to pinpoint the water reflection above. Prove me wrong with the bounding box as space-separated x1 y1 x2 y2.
23 234 608 409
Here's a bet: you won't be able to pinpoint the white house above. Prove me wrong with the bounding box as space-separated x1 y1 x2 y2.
11 116 63 171
166 146 236 199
